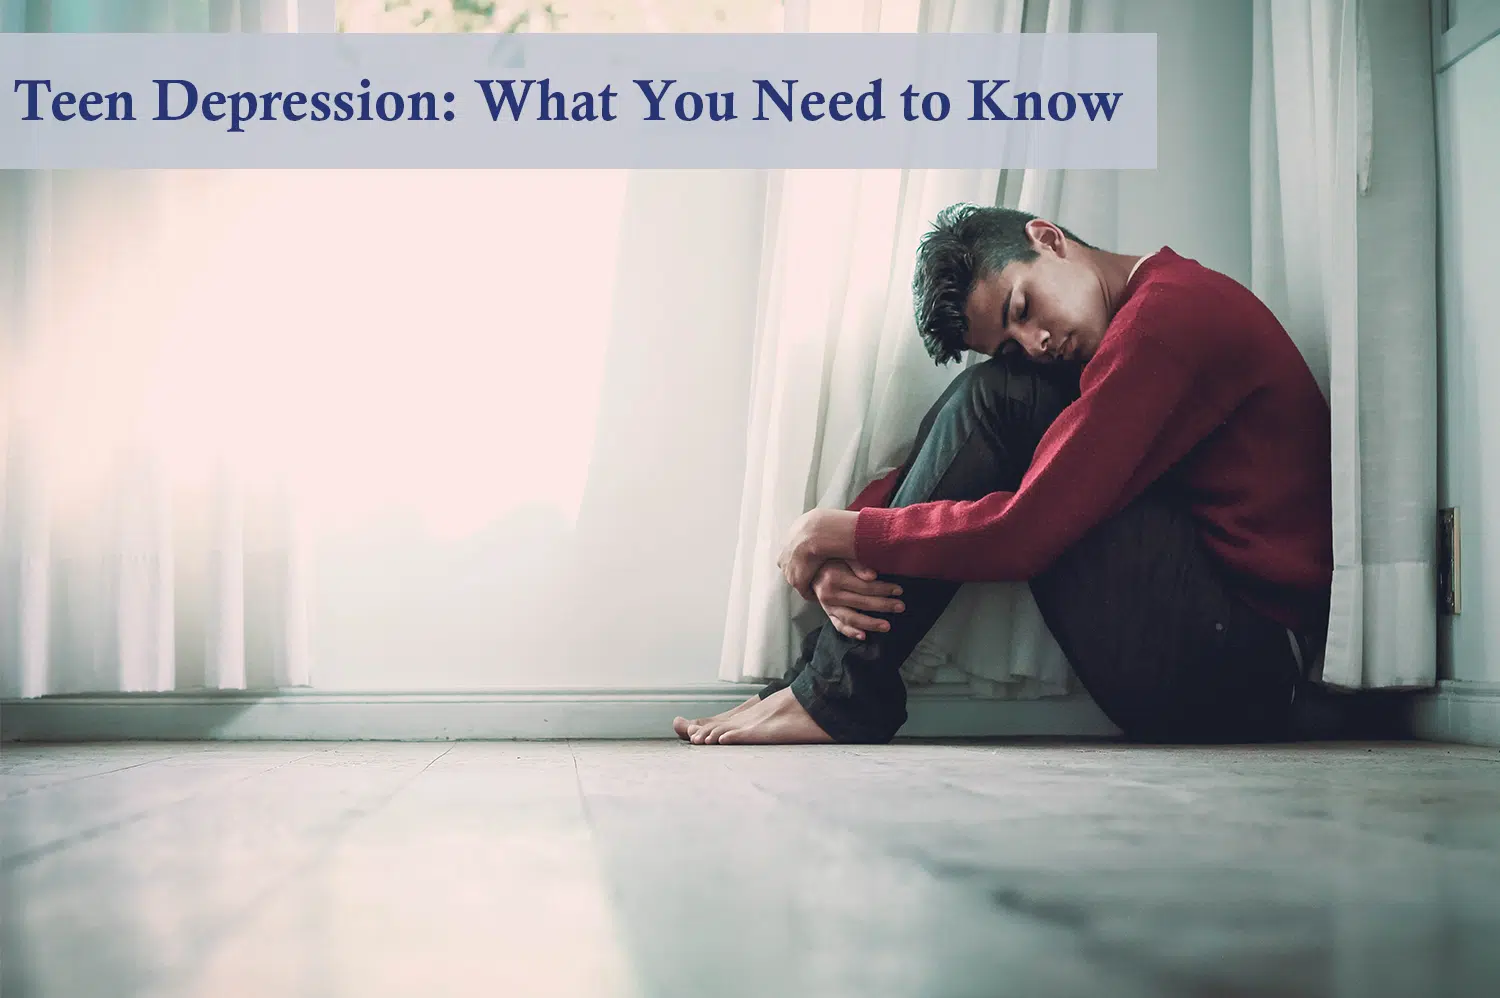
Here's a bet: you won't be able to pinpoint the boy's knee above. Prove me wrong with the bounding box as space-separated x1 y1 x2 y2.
952 354 1078 437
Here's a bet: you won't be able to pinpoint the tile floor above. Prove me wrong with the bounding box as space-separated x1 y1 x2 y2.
2 740 1498 998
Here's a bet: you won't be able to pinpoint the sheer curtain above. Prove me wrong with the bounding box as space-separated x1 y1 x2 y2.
3 0 768 696
1250 0 1437 690
718 0 1083 698
1 0 323 698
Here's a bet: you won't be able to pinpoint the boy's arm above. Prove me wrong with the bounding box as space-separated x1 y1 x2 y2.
852 334 1210 581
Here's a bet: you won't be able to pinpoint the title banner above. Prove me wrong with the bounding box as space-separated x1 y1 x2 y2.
1 32 1156 169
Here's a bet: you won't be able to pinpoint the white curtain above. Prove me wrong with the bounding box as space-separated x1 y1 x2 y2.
719 0 1082 698
0 0 325 698
1250 0 1437 689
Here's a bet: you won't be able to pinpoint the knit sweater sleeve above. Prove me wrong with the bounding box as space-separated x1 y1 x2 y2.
853 334 1200 581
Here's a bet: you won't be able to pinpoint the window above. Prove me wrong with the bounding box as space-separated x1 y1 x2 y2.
335 1 784 34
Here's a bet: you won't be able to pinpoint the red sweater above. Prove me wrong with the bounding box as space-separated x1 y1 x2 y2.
850 247 1333 636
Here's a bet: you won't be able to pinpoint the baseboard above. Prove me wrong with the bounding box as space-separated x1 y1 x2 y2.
0 684 1121 742
1410 680 1500 748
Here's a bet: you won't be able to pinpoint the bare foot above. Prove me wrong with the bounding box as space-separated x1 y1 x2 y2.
689 688 833 745
673 695 759 741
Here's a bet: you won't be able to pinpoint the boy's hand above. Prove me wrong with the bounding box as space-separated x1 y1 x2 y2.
776 508 858 597
812 560 905 641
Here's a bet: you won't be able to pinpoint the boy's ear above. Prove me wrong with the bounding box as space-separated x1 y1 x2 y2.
1025 219 1066 255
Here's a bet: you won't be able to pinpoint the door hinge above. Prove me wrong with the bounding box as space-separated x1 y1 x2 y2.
1439 507 1461 615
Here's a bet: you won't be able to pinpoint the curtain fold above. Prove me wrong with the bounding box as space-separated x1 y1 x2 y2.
1 0 323 698
1250 0 1437 690
719 0 1077 699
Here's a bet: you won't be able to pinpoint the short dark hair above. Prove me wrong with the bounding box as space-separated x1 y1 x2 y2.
912 204 1093 365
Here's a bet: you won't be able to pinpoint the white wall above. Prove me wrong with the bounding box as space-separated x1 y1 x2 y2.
1116 0 1253 285
1040 0 1253 284
1436 32 1500 685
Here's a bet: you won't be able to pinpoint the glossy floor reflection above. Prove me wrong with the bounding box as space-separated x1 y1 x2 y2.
3 740 1497 998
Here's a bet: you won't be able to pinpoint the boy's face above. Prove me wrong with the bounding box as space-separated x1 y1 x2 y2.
962 222 1110 365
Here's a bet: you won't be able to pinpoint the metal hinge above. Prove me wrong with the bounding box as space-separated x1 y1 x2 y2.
1439 507 1461 615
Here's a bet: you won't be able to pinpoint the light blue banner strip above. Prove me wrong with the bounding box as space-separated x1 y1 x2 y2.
1 32 1156 168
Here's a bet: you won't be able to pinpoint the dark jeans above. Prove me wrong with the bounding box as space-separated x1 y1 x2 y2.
762 353 1304 744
